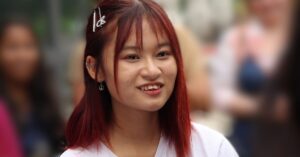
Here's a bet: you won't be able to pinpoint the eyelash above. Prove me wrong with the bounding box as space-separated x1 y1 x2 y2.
125 54 140 61
123 51 171 62
157 51 171 59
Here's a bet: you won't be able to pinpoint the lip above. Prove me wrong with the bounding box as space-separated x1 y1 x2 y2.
137 82 164 96
142 88 161 96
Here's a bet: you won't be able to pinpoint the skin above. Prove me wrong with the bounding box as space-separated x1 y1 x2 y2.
86 18 178 157
0 24 40 117
0 25 40 85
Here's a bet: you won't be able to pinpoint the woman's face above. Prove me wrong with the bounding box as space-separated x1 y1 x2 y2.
248 0 293 24
100 19 177 112
0 25 40 84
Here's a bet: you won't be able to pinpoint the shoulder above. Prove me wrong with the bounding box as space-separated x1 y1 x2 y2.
190 122 226 148
190 122 239 157
60 147 87 157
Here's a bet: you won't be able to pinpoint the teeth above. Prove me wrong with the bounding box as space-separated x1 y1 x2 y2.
140 85 161 91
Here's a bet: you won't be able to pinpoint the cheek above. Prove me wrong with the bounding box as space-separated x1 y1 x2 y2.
0 49 20 74
103 61 138 102
116 64 140 98
0 49 39 83
161 58 178 89
26 48 40 64
164 58 177 79
0 47 17 64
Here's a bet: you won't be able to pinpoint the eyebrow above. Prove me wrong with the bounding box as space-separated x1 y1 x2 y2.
122 42 171 51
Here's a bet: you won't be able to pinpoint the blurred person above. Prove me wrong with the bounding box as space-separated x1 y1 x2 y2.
0 18 64 157
61 0 238 157
254 2 300 156
175 25 211 112
211 0 295 156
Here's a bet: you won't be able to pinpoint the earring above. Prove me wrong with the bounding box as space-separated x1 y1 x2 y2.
99 82 105 91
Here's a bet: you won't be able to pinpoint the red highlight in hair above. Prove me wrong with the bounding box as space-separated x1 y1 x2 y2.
65 0 191 156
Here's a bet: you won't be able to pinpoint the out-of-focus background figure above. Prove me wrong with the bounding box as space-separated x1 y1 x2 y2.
1 0 300 157
211 0 295 156
0 18 64 157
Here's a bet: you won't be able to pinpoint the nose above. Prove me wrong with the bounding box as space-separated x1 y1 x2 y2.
140 58 161 81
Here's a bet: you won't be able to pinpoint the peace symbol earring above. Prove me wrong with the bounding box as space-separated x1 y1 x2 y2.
99 81 105 91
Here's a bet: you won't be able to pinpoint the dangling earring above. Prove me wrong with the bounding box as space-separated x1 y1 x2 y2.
99 82 105 91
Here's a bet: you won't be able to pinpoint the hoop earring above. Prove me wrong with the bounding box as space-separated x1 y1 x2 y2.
99 82 105 91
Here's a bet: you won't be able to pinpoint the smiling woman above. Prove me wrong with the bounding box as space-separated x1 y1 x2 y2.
61 0 238 157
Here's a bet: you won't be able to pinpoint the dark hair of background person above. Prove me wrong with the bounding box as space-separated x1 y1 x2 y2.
0 17 65 155
259 0 300 127
275 2 300 128
254 1 300 157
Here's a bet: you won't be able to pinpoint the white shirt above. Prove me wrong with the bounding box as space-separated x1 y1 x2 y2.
61 123 238 157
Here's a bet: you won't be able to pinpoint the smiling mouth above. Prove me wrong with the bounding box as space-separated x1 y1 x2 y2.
137 83 164 96
137 83 164 91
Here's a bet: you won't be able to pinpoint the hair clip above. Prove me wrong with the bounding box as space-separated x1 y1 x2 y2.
93 7 106 32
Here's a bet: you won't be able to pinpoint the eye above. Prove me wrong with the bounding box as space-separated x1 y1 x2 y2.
125 54 140 62
157 51 171 59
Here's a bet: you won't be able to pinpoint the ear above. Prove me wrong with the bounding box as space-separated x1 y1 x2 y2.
86 55 105 82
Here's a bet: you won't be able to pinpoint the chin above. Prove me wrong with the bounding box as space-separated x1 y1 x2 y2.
143 102 165 112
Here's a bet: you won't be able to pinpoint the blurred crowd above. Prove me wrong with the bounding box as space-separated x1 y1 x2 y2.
0 0 299 157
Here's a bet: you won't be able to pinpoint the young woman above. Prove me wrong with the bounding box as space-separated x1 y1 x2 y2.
61 0 238 157
0 18 64 157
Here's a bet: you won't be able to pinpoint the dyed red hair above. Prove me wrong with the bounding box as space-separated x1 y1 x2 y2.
65 0 191 156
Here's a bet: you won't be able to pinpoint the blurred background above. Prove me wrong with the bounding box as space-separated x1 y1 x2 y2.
0 0 299 157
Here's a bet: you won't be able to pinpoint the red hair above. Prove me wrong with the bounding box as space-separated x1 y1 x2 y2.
65 0 191 156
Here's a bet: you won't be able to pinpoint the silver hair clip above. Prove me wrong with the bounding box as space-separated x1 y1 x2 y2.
93 7 106 32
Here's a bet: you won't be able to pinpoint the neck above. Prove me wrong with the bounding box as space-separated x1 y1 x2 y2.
109 100 161 146
5 79 30 106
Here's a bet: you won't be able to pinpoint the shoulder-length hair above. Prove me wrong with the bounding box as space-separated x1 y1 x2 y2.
66 0 191 156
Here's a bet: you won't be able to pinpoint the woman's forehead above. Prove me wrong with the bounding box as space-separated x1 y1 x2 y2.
2 25 35 44
123 18 169 47
102 16 171 56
